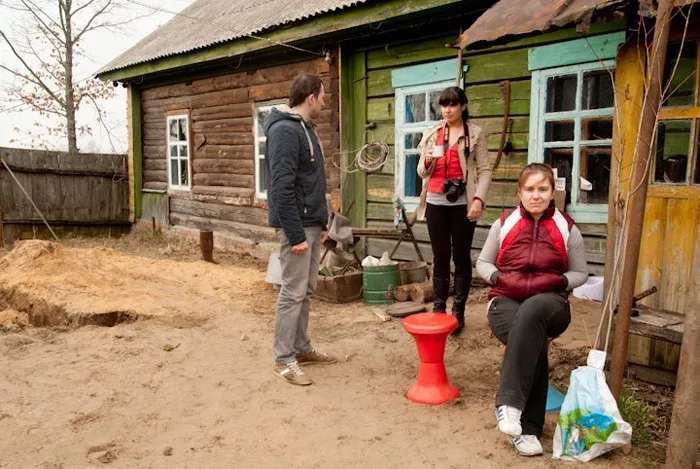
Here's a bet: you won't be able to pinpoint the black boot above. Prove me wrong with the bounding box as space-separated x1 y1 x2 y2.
451 277 470 335
432 276 450 313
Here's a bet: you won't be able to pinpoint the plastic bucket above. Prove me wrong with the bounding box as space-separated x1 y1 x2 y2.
362 264 401 304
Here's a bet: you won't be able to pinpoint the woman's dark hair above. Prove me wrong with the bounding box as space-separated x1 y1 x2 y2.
438 86 469 122
289 74 324 108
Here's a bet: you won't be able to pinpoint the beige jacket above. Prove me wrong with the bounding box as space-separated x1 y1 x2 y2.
415 121 492 221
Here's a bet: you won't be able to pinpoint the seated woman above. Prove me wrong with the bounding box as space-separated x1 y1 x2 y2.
476 163 588 457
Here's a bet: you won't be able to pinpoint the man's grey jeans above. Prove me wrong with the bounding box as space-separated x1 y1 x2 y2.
273 226 322 364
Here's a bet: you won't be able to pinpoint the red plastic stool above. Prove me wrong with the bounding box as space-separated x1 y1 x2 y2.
402 312 460 405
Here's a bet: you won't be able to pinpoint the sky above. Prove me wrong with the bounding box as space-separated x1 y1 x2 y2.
0 0 196 154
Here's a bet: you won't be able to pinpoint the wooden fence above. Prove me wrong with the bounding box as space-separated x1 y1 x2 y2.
0 147 131 245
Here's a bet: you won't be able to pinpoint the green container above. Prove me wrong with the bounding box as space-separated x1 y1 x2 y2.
362 264 401 304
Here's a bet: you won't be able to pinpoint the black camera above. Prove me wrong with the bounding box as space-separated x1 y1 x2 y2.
443 178 466 202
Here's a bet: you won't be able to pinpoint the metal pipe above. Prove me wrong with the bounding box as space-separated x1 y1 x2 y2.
665 224 700 468
608 2 674 400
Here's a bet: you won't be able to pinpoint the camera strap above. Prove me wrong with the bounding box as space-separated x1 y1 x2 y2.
442 122 471 179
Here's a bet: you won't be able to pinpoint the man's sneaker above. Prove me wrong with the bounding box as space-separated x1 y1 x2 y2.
509 435 543 456
273 361 312 386
296 347 338 365
495 405 523 436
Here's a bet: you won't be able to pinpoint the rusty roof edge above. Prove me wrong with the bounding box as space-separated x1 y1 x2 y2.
452 0 629 50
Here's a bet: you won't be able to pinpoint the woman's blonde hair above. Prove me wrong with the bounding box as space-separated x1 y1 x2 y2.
518 163 555 189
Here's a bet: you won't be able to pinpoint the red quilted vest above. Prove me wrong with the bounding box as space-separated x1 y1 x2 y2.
488 201 574 302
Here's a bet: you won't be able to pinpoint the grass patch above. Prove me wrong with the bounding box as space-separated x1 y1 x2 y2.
619 391 654 447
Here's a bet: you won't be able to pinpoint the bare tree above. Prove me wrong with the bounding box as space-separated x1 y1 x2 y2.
0 0 137 153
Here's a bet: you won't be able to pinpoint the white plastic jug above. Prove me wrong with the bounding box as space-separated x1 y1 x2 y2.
264 252 282 285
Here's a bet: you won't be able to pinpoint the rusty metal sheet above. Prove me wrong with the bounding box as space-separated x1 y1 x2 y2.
454 0 626 49
98 0 368 75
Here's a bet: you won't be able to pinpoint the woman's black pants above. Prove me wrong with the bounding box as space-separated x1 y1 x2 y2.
487 293 571 437
426 203 476 312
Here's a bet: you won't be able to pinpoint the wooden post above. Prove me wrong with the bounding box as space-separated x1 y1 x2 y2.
200 230 214 262
456 27 463 86
665 224 700 468
608 0 674 400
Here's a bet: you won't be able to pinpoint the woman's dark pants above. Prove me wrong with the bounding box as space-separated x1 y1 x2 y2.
426 203 476 315
487 293 571 437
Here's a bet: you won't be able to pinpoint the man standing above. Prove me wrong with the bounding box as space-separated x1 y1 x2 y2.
264 74 338 386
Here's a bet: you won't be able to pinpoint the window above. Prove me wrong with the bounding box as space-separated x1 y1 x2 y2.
529 61 615 222
654 40 700 186
254 103 283 199
166 114 191 189
394 81 452 205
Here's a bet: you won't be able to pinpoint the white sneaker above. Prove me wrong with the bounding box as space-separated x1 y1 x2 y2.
495 405 522 436
509 435 543 456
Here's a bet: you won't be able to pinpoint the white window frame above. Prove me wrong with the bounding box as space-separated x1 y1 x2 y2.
528 60 615 224
394 80 453 210
254 102 284 200
166 114 192 191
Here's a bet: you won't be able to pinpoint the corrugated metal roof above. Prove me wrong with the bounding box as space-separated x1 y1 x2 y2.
97 0 368 75
453 0 626 49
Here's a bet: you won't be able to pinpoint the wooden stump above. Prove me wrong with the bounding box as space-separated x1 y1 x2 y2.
410 282 434 304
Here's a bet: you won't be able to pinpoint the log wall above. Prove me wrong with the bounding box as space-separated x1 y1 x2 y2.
139 55 341 242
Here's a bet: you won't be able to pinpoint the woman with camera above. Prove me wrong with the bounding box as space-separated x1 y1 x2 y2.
476 164 588 456
415 86 492 335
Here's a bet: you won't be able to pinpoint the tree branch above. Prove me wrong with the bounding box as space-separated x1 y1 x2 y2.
0 30 64 105
74 0 112 42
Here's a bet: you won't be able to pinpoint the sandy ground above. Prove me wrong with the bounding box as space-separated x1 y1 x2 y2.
0 235 659 468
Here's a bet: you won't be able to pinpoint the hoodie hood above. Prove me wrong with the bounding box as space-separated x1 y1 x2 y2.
263 105 303 136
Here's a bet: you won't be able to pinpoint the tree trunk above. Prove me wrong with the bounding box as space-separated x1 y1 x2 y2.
64 0 78 154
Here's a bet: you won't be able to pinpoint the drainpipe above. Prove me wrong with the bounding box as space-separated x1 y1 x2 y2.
608 0 674 400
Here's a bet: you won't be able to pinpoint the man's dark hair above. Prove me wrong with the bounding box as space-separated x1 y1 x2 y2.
288 74 323 108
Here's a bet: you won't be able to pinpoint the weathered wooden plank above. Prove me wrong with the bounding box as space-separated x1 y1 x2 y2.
367 35 457 71
191 103 253 121
192 173 253 188
169 212 278 242
367 97 394 122
169 197 268 226
367 69 394 98
467 80 531 117
200 132 255 146
636 197 667 309
464 49 531 84
193 159 255 175
194 144 255 160
192 117 253 133
660 199 700 313
366 173 395 202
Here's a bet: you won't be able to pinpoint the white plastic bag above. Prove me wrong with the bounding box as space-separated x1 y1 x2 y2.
361 255 380 267
552 350 632 462
379 251 395 266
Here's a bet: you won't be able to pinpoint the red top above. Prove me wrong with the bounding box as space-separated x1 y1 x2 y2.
427 128 463 193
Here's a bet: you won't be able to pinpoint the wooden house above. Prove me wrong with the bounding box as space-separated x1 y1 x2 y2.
99 0 698 375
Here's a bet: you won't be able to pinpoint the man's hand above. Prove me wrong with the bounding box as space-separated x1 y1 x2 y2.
321 231 328 244
467 199 483 221
291 241 309 254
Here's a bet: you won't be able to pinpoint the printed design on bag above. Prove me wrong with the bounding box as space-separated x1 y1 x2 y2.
558 406 618 456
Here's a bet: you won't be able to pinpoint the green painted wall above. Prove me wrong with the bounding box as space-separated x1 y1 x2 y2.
343 21 625 273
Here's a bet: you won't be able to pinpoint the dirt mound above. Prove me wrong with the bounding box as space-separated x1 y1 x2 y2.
0 240 267 328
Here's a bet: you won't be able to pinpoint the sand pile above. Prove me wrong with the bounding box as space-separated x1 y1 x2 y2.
0 240 268 328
